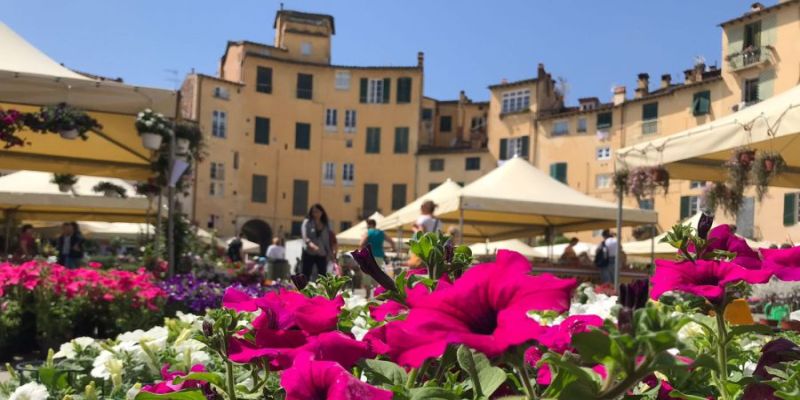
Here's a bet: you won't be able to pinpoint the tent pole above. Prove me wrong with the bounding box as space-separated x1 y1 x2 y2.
458 208 464 245
3 210 11 255
154 190 163 260
614 186 623 288
650 224 655 270
167 127 176 277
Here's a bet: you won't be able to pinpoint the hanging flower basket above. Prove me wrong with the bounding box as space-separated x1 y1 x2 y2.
0 108 28 149
92 181 128 198
25 103 101 141
135 109 171 151
59 129 80 140
50 173 78 193
173 121 202 156
623 165 670 201
176 138 190 154
752 150 786 201
140 132 164 150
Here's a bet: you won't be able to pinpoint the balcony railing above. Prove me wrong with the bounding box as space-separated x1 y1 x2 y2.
727 46 771 72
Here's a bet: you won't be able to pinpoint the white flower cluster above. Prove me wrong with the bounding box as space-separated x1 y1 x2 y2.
569 286 618 322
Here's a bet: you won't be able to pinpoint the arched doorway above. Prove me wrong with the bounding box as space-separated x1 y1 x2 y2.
240 219 272 256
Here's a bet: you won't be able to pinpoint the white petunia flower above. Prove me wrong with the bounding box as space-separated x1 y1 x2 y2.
54 336 97 359
9 382 49 400
126 384 142 400
91 350 122 379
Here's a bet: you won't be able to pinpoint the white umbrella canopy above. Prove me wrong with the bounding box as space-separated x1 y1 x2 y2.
532 242 596 260
337 212 384 247
433 158 657 241
617 84 800 188
469 239 547 259
377 180 463 233
33 221 153 241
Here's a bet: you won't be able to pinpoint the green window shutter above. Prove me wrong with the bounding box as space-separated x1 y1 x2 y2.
254 117 270 144
256 67 272 94
550 163 567 183
499 138 508 160
359 78 368 103
597 112 612 129
363 183 379 217
440 116 452 132
394 127 409 154
292 180 309 216
680 196 690 220
759 69 776 101
692 91 710 116
296 73 313 100
382 78 391 103
366 127 381 153
391 184 407 210
251 175 267 203
642 102 658 120
295 123 310 150
520 136 530 159
397 77 412 103
727 25 744 55
784 193 797 226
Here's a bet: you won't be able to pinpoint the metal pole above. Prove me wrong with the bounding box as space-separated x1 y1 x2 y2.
614 186 623 287
3 210 11 256
649 224 655 269
154 191 163 258
167 127 176 277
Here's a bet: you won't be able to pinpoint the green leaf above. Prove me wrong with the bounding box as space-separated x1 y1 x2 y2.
409 387 460 400
364 359 408 386
477 366 507 397
37 367 69 391
572 331 612 364
457 345 483 397
172 372 224 387
667 388 710 399
135 389 208 400
728 324 774 338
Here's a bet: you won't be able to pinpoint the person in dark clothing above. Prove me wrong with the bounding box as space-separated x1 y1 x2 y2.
57 222 84 269
227 233 245 263
17 224 36 259
301 204 334 280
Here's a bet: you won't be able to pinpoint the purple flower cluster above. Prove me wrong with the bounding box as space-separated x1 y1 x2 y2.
159 274 277 314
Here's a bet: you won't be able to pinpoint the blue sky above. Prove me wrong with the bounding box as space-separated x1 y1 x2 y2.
4 1 755 104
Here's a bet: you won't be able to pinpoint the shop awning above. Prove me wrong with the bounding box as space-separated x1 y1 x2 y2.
469 239 546 259
337 212 384 248
377 180 464 233
617 84 800 188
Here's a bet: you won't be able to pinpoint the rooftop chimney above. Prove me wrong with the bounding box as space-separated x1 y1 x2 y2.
537 63 546 80
578 97 599 111
417 52 425 68
750 2 765 13
660 74 671 89
684 68 696 84
613 86 626 106
635 73 649 99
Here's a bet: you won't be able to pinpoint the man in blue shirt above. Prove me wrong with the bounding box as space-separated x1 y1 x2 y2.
360 219 397 272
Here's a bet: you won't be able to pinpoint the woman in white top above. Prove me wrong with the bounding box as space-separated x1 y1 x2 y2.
266 237 285 260
413 200 441 233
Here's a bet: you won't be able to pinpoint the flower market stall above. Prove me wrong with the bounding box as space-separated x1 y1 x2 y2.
337 211 385 249
377 179 463 234
469 238 546 259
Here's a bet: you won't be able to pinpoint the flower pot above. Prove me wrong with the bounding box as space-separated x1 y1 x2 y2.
781 320 800 332
103 190 117 197
176 137 190 154
60 129 79 140
57 183 72 193
140 132 163 150
764 158 775 173
738 150 756 166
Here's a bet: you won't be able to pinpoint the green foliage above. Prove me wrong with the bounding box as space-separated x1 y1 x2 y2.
50 173 78 186
408 231 474 280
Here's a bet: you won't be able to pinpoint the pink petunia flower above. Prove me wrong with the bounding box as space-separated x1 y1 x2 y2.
141 364 209 395
761 245 800 281
704 225 762 269
651 259 772 303
535 315 604 353
372 250 577 367
525 347 606 385
281 354 392 400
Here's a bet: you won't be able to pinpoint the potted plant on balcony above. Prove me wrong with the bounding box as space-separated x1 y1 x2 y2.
135 109 171 150
0 108 27 149
173 121 202 155
753 150 786 201
134 181 161 198
50 173 78 193
32 103 100 140
92 181 128 198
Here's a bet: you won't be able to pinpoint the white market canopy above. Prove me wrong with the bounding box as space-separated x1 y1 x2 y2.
405 158 657 241
337 212 385 248
33 221 154 240
532 241 596 260
377 180 463 233
617 84 800 188
469 239 546 259
0 170 152 223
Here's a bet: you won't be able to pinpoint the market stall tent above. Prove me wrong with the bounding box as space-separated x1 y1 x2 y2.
468 239 546 259
377 180 464 234
33 221 154 241
337 212 384 248
532 241 596 261
0 22 177 180
617 84 800 188
422 158 657 241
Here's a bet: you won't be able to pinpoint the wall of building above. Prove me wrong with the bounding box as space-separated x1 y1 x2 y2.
415 149 495 195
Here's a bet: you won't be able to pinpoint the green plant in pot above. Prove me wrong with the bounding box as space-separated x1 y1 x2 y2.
752 150 786 201
135 109 171 150
173 121 202 156
29 103 101 140
50 173 78 193
134 180 161 198
92 181 128 198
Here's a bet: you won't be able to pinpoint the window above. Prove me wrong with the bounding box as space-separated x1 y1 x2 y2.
680 196 699 219
323 162 336 185
465 157 481 171
295 123 311 150
440 116 452 132
292 180 309 216
784 193 800 226
345 140 353 148
342 163 354 186
254 117 270 145
340 221 352 232
335 71 351 90
429 158 445 172
300 42 312 56
366 127 381 153
642 102 658 135
471 116 486 130
391 184 407 210
361 78 390 104
692 90 711 116
344 194 351 203
209 162 224 197
639 199 654 210
344 110 357 133
291 221 303 237
597 111 612 129
394 127 409 154
690 181 706 189
251 175 267 203
744 21 762 49
233 151 239 170
421 108 433 121
325 109 338 131
596 146 611 161
256 66 272 94
212 110 226 138
499 136 529 160
213 87 229 100
596 174 611 189
501 89 530 114
296 73 313 100
207 214 221 229
549 162 568 184
552 121 569 136
744 78 760 105
429 183 441 191
363 184 379 217
396 77 412 103
577 118 587 133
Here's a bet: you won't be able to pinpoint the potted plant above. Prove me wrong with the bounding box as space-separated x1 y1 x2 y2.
173 121 202 155
136 109 171 150
0 108 27 149
135 181 161 198
626 166 669 201
613 169 630 197
34 103 101 140
92 181 128 198
752 150 786 201
50 173 78 193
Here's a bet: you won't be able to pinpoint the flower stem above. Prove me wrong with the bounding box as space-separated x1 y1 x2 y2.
220 335 238 400
598 365 652 400
515 360 535 400
434 346 456 383
406 367 419 389
715 306 731 400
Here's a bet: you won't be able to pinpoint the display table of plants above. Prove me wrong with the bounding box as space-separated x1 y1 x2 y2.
2 224 800 399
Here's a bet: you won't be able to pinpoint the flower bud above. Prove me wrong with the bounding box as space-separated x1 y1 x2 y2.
618 279 648 310
697 212 714 240
202 320 213 337
444 240 454 264
351 245 397 292
291 273 309 290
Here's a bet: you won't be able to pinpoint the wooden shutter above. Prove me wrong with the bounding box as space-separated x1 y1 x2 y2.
692 91 710 116
295 123 310 150
597 112 612 128
256 67 272 93
359 78 368 103
680 196 690 220
391 184 407 210
550 163 567 183
254 117 270 144
363 183 379 217
366 128 381 153
642 102 658 120
394 127 409 153
784 193 797 226
499 138 508 160
292 180 309 216
397 77 412 103
251 175 267 203
520 136 530 159
382 78 391 103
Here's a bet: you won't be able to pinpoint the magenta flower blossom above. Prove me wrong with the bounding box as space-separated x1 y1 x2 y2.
761 245 800 281
141 364 210 395
372 250 577 367
705 225 762 269
294 331 374 369
651 259 772 302
536 315 604 353
281 354 392 400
